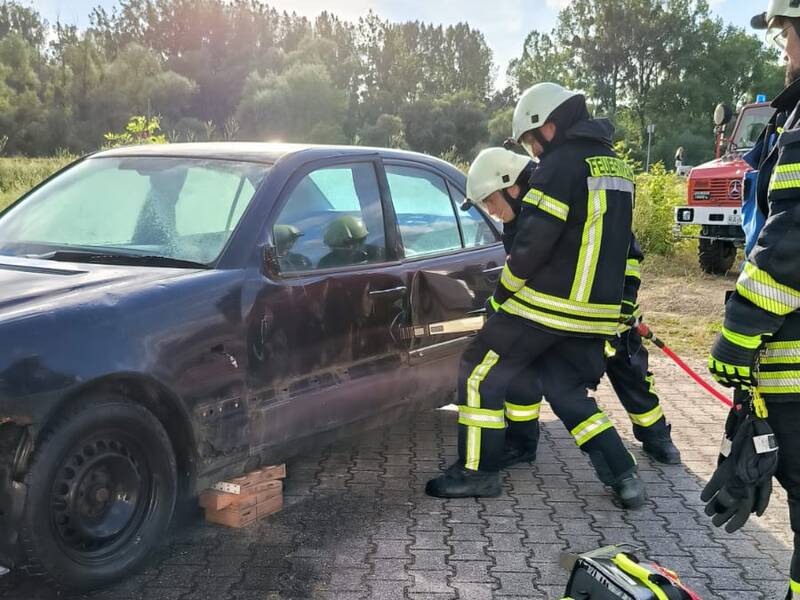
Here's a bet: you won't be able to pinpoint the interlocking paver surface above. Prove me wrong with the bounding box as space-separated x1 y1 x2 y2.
1 356 793 599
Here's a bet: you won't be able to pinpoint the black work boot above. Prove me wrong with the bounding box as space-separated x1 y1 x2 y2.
425 462 501 498
498 444 537 469
642 425 682 465
612 473 645 509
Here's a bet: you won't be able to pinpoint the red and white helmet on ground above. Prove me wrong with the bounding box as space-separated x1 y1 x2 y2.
466 148 531 208
512 82 579 144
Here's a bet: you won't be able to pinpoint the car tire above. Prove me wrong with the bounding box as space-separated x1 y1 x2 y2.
698 237 736 275
19 393 177 591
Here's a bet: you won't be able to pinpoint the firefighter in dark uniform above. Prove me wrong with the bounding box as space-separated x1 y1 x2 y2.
710 4 800 597
464 148 681 467
426 83 645 508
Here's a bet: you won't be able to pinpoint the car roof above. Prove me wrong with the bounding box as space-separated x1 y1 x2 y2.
91 143 465 179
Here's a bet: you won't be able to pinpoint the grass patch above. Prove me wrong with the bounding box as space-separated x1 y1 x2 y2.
639 240 737 359
0 156 74 211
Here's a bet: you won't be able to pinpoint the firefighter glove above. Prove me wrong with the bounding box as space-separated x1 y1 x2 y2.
708 333 760 390
701 414 778 533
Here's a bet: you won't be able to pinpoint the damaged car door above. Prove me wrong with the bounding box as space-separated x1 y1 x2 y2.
383 161 504 407
246 157 411 455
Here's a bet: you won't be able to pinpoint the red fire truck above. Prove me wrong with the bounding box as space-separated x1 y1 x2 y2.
674 100 775 273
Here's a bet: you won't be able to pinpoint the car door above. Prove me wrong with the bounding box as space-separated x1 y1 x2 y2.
382 160 506 407
245 156 413 455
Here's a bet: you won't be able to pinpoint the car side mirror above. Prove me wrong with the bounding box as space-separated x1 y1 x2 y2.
714 103 733 127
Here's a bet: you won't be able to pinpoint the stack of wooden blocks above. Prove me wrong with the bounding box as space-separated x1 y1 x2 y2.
199 464 286 528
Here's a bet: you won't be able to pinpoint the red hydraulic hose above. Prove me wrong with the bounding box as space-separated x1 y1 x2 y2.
636 322 733 408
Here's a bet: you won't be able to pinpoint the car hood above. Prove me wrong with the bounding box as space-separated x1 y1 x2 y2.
0 255 199 317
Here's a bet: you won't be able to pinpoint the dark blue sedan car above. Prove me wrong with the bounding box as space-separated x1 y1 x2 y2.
0 143 505 589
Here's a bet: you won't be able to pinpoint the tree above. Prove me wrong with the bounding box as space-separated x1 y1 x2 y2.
0 1 46 48
507 31 573 94
402 91 489 159
236 63 347 143
357 114 407 148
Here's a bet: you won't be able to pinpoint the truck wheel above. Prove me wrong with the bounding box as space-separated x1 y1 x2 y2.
19 393 177 591
698 238 736 274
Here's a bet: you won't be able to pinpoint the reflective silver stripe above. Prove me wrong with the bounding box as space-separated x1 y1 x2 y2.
502 299 618 336
537 197 569 220
764 347 800 359
757 376 800 388
514 288 620 317
737 262 800 315
572 414 612 445
506 406 540 419
574 190 604 302
737 274 800 314
459 410 505 425
772 170 800 183
587 176 635 194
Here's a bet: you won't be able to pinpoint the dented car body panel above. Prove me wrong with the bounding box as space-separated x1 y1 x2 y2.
0 144 505 566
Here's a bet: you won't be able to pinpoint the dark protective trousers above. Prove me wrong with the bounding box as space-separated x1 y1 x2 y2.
503 326 670 455
605 327 670 441
761 402 800 592
457 313 636 484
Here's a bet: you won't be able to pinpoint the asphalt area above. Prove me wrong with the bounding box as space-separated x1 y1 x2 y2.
0 354 793 600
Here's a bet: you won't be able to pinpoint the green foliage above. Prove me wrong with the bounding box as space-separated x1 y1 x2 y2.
632 162 686 256
612 140 642 172
401 91 488 159
0 0 784 170
439 147 469 174
510 0 784 168
357 114 408 148
104 116 168 148
0 155 73 210
488 107 513 147
235 63 347 143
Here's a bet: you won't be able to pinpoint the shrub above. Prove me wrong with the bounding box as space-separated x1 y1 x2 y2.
439 146 469 173
0 156 74 210
104 116 168 148
633 162 686 255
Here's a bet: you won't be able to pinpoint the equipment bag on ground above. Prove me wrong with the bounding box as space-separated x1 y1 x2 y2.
561 546 701 600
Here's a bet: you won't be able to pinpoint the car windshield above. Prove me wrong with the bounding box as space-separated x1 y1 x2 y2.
730 105 775 152
0 156 270 265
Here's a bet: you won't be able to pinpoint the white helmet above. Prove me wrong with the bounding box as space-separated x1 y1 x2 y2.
512 82 579 143
752 0 800 29
466 147 532 206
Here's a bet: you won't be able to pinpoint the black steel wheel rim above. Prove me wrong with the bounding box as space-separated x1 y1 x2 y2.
50 432 153 563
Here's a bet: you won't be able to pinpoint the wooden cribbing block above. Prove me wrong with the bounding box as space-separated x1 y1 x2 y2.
204 486 284 528
211 464 286 494
256 494 283 519
204 505 258 528
202 464 285 528
199 479 282 511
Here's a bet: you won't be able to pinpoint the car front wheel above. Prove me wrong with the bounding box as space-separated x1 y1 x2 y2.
19 393 177 591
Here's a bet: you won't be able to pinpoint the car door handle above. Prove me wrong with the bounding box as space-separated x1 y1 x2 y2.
483 265 503 282
369 285 407 298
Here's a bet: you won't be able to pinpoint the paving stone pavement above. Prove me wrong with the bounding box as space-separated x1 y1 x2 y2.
1 356 794 600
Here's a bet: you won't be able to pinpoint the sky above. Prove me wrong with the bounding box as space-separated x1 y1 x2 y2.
33 0 756 87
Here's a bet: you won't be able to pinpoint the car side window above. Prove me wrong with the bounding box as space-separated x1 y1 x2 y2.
272 163 386 273
385 165 461 258
448 185 500 248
